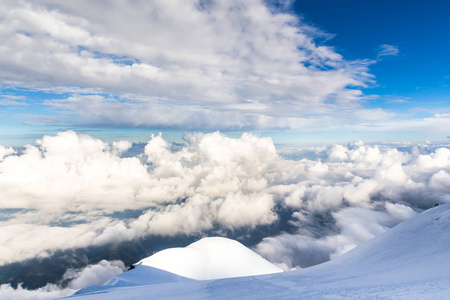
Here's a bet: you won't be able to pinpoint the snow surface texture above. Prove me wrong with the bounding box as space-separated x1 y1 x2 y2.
68 204 450 299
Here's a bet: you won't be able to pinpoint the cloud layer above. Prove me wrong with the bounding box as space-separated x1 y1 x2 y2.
0 0 372 130
1 131 450 275
0 260 125 300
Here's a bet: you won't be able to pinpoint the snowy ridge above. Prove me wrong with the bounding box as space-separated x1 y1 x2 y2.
137 237 283 280
72 237 282 296
68 204 450 299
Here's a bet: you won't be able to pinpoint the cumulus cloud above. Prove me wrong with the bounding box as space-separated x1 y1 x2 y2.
0 131 281 264
255 203 418 269
1 131 450 288
0 145 15 161
0 0 372 131
0 260 125 300
63 260 125 290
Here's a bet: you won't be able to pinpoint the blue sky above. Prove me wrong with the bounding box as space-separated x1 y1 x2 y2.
1 0 450 146
293 0 450 107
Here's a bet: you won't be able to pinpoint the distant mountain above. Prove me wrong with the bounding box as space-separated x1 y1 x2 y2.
68 204 450 299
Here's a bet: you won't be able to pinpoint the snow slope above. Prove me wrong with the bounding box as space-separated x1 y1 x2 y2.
68 204 450 299
137 237 283 280
71 237 282 295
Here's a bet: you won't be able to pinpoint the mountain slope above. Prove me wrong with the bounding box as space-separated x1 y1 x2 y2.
68 204 450 299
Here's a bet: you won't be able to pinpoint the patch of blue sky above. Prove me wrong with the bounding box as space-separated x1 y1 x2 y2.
76 45 141 66
0 208 36 222
2 87 73 100
16 30 32 37
92 51 141 66
1 89 65 121
0 88 115 145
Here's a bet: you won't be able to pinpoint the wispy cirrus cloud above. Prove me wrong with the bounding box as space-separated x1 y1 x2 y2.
377 44 399 58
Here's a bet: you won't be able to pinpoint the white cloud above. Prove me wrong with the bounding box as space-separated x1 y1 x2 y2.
0 131 450 275
0 260 125 300
216 192 277 227
0 283 73 300
254 205 416 269
1 1 445 137
385 202 416 221
377 44 399 58
64 260 125 290
0 0 371 131
0 145 15 161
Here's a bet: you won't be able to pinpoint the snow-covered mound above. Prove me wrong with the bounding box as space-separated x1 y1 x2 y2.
72 237 282 296
68 204 450 299
137 237 283 280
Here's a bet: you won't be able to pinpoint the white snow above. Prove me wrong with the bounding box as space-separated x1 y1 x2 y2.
137 237 283 280
67 204 450 299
